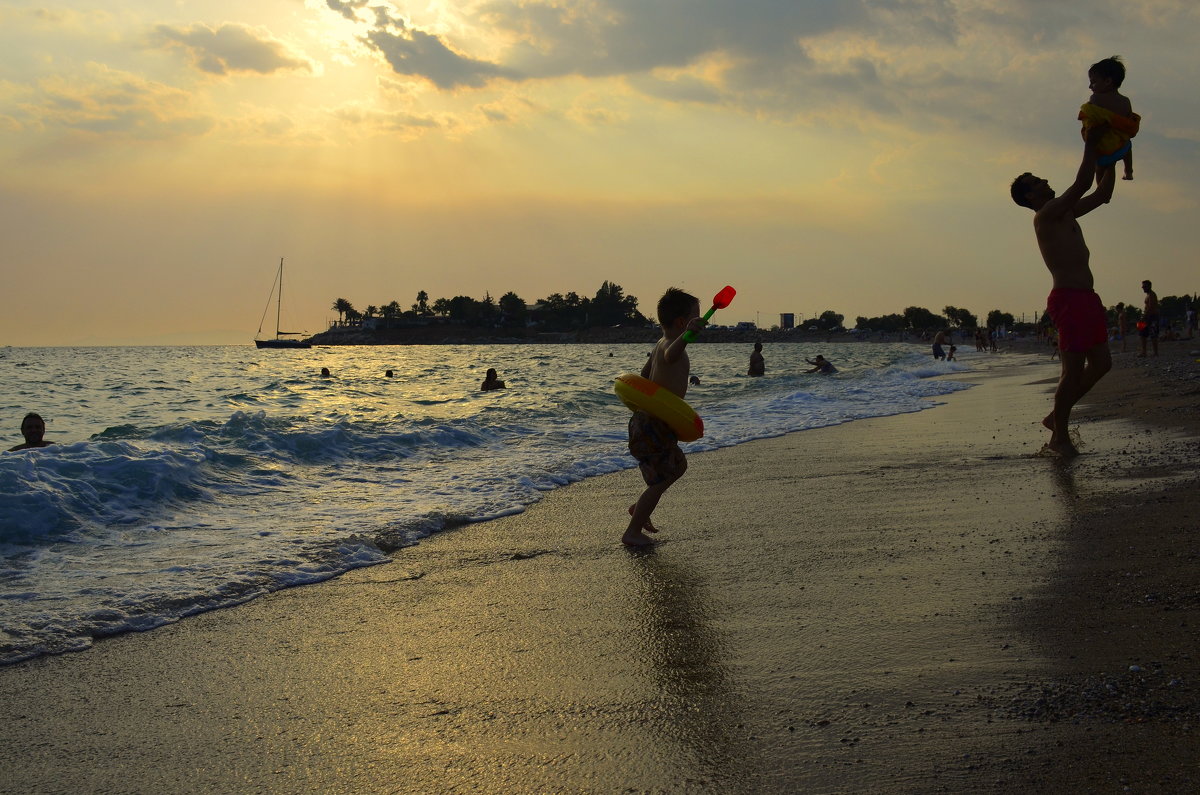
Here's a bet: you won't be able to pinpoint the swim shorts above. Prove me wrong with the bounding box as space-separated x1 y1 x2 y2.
1047 288 1108 353
1139 314 1160 339
628 410 685 486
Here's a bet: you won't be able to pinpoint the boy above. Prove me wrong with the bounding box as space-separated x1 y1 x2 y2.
1079 55 1138 183
623 288 705 548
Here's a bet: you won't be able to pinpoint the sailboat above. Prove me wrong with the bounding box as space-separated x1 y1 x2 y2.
255 258 312 349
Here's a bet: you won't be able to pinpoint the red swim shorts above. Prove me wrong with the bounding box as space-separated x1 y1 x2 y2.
1047 288 1108 353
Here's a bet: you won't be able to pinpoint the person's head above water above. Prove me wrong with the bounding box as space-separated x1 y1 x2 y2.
20 413 46 444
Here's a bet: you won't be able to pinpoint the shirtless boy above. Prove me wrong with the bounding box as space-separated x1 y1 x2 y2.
1080 55 1137 182
1010 124 1116 457
623 288 705 548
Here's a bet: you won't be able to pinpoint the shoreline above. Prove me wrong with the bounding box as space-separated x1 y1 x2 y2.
0 344 1197 791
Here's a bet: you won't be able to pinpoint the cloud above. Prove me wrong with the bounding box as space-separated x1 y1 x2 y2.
364 25 515 89
152 22 314 76
17 64 213 145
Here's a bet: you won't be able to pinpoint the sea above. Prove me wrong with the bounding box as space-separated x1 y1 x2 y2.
1 342 971 665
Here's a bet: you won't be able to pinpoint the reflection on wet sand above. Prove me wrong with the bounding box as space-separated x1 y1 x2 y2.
625 551 756 782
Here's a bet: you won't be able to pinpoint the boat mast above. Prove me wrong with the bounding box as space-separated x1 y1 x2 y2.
276 257 284 340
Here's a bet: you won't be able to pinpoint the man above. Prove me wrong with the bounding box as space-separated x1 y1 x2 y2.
1140 279 1159 357
1010 124 1116 456
8 412 53 452
932 329 949 360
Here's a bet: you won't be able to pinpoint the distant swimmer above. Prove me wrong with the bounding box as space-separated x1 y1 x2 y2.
947 345 957 362
320 367 332 378
748 341 765 377
385 369 394 378
689 375 701 386
805 355 837 374
8 412 52 452
480 368 506 391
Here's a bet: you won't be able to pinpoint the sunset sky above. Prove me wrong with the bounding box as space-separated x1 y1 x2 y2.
2 0 1197 345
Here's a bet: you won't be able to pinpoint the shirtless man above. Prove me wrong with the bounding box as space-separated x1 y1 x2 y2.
8 413 53 452
1010 124 1115 457
932 329 949 360
1139 279 1159 357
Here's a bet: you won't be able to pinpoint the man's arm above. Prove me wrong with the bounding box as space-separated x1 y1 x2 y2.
1040 124 1106 220
1073 166 1115 218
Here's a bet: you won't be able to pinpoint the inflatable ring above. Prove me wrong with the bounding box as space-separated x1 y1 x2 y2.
614 373 704 442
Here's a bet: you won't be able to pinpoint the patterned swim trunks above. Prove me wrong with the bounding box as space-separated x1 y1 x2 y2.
628 410 686 486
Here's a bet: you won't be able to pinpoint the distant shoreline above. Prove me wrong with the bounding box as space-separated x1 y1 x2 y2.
302 325 925 346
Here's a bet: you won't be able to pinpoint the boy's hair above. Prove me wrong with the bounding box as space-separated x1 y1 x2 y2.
1090 55 1125 87
656 287 698 327
1010 173 1034 209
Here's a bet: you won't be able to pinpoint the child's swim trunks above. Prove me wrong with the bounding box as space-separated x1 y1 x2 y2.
628 410 685 485
1047 288 1108 352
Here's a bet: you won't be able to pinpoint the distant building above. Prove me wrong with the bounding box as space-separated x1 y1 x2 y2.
779 313 795 330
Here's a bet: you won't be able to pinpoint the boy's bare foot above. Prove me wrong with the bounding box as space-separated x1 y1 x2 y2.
1041 413 1055 432
621 530 656 548
1046 438 1080 458
628 504 658 533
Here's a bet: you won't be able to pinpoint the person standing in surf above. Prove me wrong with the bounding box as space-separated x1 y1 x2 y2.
1010 124 1116 457
623 288 706 548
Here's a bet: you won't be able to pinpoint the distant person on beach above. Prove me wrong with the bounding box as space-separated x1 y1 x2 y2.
8 413 52 452
1010 122 1115 456
1139 280 1159 357
805 355 837 374
623 287 706 548
1116 302 1129 351
480 368 506 391
932 330 949 360
1186 304 1196 339
947 345 957 362
748 342 765 377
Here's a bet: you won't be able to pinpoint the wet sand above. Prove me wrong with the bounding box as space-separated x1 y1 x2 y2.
1 343 1198 793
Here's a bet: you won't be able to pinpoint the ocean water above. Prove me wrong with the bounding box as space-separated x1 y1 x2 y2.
1 342 971 664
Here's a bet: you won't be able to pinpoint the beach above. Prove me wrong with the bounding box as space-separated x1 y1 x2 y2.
1 341 1197 793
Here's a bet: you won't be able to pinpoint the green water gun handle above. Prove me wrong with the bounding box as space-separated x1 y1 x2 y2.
682 285 736 343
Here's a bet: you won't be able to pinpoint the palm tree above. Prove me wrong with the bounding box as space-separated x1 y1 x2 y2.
332 298 354 325
413 290 430 315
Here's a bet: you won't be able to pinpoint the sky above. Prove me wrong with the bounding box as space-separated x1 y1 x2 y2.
2 0 1198 345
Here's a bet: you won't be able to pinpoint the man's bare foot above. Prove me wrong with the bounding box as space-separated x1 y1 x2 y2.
628 504 658 533
1046 438 1080 458
1041 413 1055 432
1123 174 1133 180
621 530 655 548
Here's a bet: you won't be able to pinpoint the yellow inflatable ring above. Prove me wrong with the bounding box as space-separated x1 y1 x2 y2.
614 373 704 442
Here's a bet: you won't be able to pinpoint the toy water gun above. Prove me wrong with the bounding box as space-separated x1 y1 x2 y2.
683 285 736 343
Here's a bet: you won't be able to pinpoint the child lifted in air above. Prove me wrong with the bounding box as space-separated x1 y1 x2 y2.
1079 55 1138 183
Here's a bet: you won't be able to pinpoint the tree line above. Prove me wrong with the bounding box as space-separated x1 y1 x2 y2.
329 281 647 332
328 284 1196 335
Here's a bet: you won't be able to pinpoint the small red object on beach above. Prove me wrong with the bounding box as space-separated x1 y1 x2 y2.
1137 321 1147 330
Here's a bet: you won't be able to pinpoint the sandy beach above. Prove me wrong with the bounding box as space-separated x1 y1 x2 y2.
1 341 1198 793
